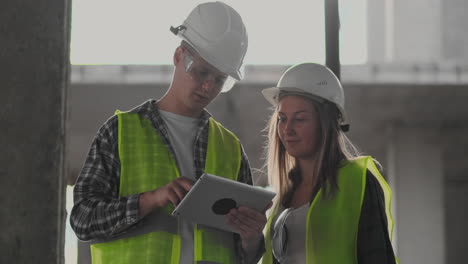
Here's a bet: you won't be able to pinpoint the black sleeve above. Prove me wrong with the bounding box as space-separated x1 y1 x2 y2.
357 170 396 264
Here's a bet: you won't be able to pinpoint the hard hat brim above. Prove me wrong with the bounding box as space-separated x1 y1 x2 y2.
174 31 243 81
262 87 347 123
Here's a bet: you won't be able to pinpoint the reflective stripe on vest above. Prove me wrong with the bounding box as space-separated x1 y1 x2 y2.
262 156 395 264
194 118 241 264
89 111 241 264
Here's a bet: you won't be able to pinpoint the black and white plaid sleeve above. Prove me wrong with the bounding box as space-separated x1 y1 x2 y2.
69 115 140 241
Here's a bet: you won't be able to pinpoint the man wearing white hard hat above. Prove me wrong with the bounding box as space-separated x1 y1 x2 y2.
70 2 267 263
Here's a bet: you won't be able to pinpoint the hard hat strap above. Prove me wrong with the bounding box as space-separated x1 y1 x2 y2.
340 124 350 132
170 25 186 35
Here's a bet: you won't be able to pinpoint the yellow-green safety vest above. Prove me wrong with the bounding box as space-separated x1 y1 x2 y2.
90 111 242 264
262 156 396 264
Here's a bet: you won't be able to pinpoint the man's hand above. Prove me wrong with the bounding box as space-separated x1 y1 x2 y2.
226 202 273 258
139 177 194 217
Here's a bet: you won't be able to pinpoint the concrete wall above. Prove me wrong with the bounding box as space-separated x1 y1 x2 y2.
0 1 71 263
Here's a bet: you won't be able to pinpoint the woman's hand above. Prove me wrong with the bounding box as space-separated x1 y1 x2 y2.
227 202 272 256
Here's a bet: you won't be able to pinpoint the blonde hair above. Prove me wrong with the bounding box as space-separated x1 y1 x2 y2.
264 99 362 210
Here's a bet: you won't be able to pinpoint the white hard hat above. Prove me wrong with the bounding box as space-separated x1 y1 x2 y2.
170 1 248 81
262 63 348 126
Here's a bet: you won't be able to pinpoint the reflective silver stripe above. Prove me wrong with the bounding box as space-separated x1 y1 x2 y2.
197 224 235 250
77 239 92 264
78 211 178 264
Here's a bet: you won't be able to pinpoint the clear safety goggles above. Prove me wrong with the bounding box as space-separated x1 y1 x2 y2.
271 207 292 262
183 49 237 92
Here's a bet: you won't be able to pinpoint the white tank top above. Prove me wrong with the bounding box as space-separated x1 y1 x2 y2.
273 203 309 263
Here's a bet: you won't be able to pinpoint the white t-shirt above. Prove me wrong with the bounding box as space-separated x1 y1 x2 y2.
159 110 199 264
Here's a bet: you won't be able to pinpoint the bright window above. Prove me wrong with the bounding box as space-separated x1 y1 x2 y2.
70 0 367 65
71 0 367 64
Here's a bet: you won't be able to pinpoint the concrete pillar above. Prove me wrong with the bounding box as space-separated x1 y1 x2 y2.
0 1 71 263
393 0 442 62
441 0 468 62
443 127 468 264
387 126 445 264
367 0 443 63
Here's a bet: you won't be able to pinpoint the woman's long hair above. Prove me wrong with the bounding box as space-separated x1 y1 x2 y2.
264 98 362 211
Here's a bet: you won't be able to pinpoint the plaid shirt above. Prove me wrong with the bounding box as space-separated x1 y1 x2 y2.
70 99 262 263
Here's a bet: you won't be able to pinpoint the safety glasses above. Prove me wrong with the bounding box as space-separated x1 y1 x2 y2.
183 48 237 92
272 207 293 262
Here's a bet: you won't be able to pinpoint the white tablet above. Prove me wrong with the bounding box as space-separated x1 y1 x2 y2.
172 173 276 233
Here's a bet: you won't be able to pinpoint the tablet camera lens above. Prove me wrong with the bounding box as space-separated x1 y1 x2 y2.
211 198 237 215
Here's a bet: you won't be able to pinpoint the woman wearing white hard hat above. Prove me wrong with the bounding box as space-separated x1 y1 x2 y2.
260 63 398 263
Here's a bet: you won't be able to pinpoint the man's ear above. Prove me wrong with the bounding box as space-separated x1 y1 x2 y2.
174 46 184 66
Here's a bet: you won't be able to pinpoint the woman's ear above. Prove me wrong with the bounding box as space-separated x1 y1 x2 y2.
173 46 184 66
